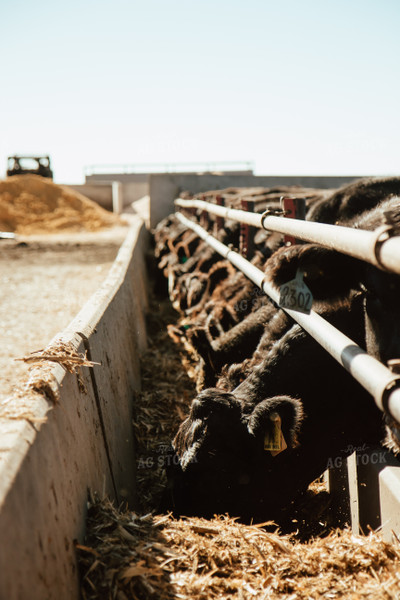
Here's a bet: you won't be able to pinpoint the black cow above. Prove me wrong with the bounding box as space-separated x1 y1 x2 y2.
306 176 400 224
260 196 400 368
161 291 383 524
161 197 400 524
180 177 400 388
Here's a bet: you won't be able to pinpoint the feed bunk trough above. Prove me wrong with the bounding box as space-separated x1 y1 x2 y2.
0 217 150 600
2 177 400 599
174 195 400 536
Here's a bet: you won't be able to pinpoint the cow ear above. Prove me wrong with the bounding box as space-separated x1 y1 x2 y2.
266 244 361 300
247 396 303 453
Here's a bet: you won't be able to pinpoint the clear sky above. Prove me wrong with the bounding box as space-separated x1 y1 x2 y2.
1 0 399 183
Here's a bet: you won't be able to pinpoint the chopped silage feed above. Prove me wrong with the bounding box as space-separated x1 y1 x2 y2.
0 175 123 234
78 500 400 600
77 294 400 600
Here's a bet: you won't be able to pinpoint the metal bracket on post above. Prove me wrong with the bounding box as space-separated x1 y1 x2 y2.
239 199 255 259
281 196 306 245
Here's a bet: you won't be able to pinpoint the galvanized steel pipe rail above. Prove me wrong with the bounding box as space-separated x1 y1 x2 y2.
174 197 400 275
175 211 400 424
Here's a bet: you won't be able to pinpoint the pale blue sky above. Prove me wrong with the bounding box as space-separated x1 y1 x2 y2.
1 0 399 182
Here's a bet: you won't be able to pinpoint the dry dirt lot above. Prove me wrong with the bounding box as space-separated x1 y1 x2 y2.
0 227 128 402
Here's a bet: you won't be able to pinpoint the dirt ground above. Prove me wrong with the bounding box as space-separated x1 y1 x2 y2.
0 226 129 403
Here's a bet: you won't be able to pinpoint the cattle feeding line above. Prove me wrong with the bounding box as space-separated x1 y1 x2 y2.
174 198 400 275
175 211 400 425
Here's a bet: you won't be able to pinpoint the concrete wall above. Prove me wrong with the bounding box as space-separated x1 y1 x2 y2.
86 172 150 185
85 174 150 207
124 180 150 204
66 183 114 210
83 171 254 213
0 218 150 600
85 171 252 186
66 182 148 211
68 172 374 225
148 173 362 228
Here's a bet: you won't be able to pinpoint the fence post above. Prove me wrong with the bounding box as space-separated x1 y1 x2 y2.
186 194 196 218
240 199 255 259
200 194 209 229
281 196 306 245
214 195 225 235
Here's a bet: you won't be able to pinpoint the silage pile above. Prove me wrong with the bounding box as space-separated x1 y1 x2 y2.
78 293 400 599
0 175 123 234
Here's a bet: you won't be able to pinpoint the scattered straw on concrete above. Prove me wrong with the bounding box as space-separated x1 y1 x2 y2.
15 340 100 400
0 175 123 234
0 341 100 423
15 342 99 373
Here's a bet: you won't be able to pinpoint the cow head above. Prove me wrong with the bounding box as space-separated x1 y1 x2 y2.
160 389 303 521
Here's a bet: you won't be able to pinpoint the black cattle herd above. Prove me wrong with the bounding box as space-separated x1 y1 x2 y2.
152 177 400 526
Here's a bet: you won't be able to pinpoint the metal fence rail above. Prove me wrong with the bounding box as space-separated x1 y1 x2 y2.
175 211 400 424
175 197 400 274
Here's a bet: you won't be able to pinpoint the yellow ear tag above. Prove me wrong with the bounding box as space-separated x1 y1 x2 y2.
264 412 287 456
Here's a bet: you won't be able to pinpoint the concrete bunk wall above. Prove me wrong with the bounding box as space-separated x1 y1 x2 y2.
0 217 150 600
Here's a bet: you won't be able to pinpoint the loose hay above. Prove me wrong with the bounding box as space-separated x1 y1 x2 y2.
78 292 400 599
15 342 99 373
78 498 400 599
0 341 99 423
0 175 124 234
132 296 197 511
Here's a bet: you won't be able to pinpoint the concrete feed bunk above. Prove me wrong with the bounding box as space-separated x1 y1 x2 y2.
0 236 122 403
0 217 149 599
